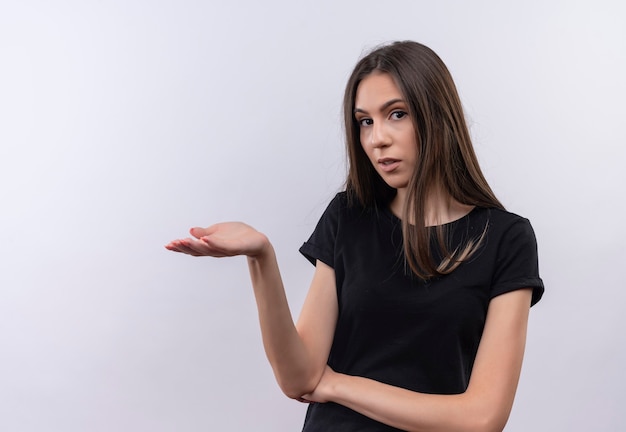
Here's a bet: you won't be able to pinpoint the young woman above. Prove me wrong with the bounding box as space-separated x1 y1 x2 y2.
166 41 544 432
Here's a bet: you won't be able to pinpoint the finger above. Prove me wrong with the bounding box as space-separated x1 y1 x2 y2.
181 238 237 257
200 235 243 256
166 239 202 256
165 240 192 253
167 235 240 257
182 238 223 256
189 225 219 239
165 243 183 252
168 239 212 257
298 394 316 404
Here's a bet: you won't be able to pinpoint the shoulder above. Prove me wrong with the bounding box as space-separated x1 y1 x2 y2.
300 191 376 267
468 207 540 252
324 191 376 220
477 208 544 305
313 191 393 243
470 207 537 241
328 191 349 210
477 207 531 227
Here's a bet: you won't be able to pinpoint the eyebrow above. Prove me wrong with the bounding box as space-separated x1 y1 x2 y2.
354 98 406 114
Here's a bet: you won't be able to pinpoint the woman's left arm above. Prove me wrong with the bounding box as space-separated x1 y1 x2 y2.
303 288 533 432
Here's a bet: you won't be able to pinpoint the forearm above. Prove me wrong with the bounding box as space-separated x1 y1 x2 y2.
327 374 502 432
247 244 320 398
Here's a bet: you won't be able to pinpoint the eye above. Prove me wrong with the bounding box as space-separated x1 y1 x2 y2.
357 118 373 127
391 110 408 120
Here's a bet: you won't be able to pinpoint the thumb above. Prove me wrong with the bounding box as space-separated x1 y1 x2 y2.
189 225 219 239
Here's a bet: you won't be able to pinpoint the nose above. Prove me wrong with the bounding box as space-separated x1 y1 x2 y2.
370 121 391 148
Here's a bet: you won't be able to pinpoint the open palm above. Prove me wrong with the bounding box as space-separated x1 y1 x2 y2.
165 222 269 258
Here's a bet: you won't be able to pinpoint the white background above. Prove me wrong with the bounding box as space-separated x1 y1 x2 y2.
1 1 624 431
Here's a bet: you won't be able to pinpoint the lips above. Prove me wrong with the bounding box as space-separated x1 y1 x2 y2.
377 158 400 172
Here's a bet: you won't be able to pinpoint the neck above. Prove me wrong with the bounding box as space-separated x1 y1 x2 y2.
391 187 475 226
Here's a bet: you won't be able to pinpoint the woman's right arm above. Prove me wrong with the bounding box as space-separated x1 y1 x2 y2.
165 222 338 399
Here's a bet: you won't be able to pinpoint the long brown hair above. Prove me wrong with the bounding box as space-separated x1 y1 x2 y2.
344 41 504 279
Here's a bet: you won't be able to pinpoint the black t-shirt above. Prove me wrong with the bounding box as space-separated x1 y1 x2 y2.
298 192 544 432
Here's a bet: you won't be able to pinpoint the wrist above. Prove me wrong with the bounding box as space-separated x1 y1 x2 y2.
327 371 347 403
247 233 273 260
316 368 344 403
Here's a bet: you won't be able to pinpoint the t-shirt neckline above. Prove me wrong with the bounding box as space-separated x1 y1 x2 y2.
384 205 479 227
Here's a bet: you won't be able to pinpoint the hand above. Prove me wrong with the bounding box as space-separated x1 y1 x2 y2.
300 365 339 404
165 222 270 258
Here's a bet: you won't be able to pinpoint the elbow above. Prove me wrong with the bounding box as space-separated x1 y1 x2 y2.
278 379 306 400
452 395 509 432
280 384 315 401
276 376 318 401
283 388 308 401
474 417 508 432
458 388 513 432
465 409 510 432
270 360 325 400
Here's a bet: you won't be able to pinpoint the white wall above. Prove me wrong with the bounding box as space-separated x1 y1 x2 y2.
1 1 624 430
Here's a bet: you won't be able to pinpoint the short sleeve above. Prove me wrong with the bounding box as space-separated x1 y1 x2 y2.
299 193 343 268
490 218 544 306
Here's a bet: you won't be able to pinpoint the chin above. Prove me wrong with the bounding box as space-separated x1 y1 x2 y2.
382 179 409 190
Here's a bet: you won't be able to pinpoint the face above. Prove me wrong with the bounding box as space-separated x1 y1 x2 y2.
354 72 417 193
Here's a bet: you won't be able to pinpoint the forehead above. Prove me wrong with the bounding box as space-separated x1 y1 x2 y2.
355 72 403 108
